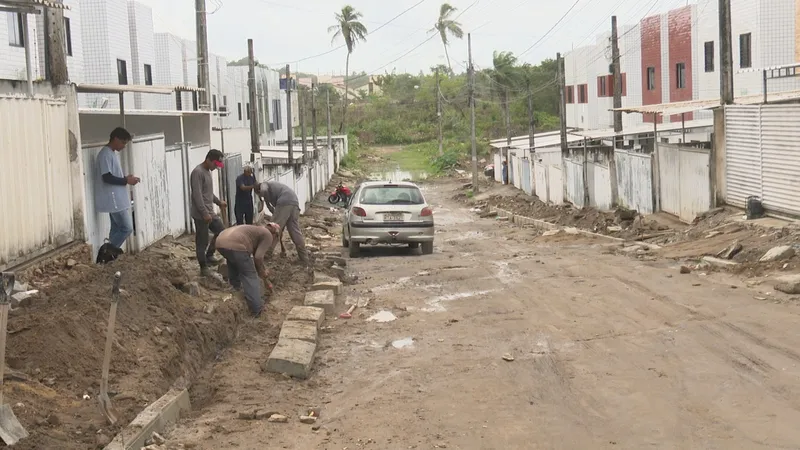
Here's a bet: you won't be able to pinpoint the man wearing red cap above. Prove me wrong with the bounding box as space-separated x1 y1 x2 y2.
190 149 228 276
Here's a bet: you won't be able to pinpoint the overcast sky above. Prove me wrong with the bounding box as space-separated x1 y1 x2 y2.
135 0 693 75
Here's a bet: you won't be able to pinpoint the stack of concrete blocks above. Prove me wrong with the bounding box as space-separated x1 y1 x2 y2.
264 272 342 379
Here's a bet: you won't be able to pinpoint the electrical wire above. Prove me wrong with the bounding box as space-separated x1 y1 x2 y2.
265 0 430 66
517 0 583 58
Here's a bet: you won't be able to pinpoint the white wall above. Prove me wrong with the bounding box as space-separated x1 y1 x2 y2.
128 1 157 110
153 33 183 110
79 0 132 109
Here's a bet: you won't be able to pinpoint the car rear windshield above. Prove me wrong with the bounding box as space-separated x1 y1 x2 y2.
359 185 424 205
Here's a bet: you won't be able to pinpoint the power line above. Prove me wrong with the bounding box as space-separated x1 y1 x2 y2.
366 0 481 75
517 0 583 58
265 0 430 66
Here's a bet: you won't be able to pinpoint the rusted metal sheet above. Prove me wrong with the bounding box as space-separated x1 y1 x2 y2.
564 159 585 207
588 162 612 211
615 149 654 214
129 135 171 252
659 143 711 223
549 165 564 205
0 97 74 268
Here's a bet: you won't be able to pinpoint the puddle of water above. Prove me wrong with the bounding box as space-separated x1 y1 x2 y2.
392 337 415 349
419 289 498 312
367 311 398 323
369 169 429 182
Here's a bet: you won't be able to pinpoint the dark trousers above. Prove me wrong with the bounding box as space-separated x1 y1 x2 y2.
194 216 225 268
218 248 263 316
235 201 254 225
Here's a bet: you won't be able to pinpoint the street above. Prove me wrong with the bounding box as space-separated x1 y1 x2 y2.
168 179 800 450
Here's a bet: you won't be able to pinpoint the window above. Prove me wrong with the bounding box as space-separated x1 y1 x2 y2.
598 77 607 97
212 95 217 111
647 67 656 91
739 33 752 68
566 86 574 104
192 93 198 111
237 102 242 120
7 13 24 47
246 102 250 120
676 62 686 89
116 59 128 85
64 17 73 56
704 41 714 72
143 64 153 85
577 84 588 104
223 95 228 106
359 186 424 205
176 93 183 111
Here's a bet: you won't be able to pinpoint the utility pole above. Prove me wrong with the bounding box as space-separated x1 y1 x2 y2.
44 4 68 84
436 68 443 156
311 82 318 151
527 80 535 157
557 52 568 154
611 16 623 149
195 0 211 109
286 64 294 165
719 0 734 104
326 89 332 151
610 16 623 206
247 39 259 154
299 86 308 156
468 33 479 194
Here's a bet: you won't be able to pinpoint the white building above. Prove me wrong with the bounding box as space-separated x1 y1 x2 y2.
0 0 84 82
127 0 157 109
564 0 800 132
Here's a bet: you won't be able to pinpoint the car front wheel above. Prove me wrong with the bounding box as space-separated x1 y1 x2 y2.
349 241 360 258
421 242 434 255
342 227 349 247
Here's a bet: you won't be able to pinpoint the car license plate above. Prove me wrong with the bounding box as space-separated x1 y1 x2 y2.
384 213 403 222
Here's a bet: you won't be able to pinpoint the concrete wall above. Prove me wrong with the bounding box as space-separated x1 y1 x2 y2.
127 1 157 110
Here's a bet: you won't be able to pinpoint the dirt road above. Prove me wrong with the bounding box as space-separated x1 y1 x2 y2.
168 180 800 450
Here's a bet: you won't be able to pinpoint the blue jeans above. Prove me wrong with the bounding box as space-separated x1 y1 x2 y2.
108 209 134 249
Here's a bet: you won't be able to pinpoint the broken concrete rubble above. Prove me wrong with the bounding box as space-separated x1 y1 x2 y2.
278 321 318 344
717 240 743 260
304 290 335 315
701 256 740 268
760 245 795 263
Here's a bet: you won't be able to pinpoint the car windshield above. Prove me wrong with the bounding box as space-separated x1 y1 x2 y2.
359 186 424 205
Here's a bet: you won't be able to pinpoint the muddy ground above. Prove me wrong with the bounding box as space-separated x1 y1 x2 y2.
158 177 800 449
3 210 330 448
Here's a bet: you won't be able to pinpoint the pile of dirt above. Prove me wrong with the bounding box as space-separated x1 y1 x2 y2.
5 242 248 450
459 189 670 240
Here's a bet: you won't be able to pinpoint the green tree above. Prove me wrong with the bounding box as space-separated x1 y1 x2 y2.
490 51 519 146
329 5 368 133
432 3 464 73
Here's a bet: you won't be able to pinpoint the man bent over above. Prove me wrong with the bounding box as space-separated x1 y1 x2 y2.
215 223 280 316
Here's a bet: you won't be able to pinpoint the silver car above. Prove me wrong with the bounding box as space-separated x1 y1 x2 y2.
342 181 434 257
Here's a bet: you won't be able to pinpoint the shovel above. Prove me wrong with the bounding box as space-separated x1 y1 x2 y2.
99 272 122 425
0 272 29 445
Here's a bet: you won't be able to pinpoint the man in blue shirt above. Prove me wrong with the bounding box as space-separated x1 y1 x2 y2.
95 127 140 261
234 166 256 225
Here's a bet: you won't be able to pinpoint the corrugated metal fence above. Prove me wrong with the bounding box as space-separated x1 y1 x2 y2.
0 96 74 267
615 149 654 214
725 104 800 216
658 143 711 223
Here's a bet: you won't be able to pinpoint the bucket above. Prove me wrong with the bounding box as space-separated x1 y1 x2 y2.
745 196 764 220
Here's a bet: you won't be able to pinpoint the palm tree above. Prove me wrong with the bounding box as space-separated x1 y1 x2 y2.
329 5 368 132
490 51 518 149
432 3 464 73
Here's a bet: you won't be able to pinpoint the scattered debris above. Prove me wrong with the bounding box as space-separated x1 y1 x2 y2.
367 311 397 323
717 240 743 260
702 256 740 268
760 246 795 263
391 338 414 349
679 266 692 274
299 415 317 424
181 281 202 297
267 414 288 423
502 353 515 362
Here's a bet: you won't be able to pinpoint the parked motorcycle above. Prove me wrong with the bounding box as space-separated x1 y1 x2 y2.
328 183 352 204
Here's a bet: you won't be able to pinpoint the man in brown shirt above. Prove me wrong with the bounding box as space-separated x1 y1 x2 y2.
216 223 280 316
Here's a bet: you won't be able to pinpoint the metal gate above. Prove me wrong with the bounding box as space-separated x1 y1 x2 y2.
658 143 711 223
725 104 800 216
129 134 171 252
223 153 243 225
